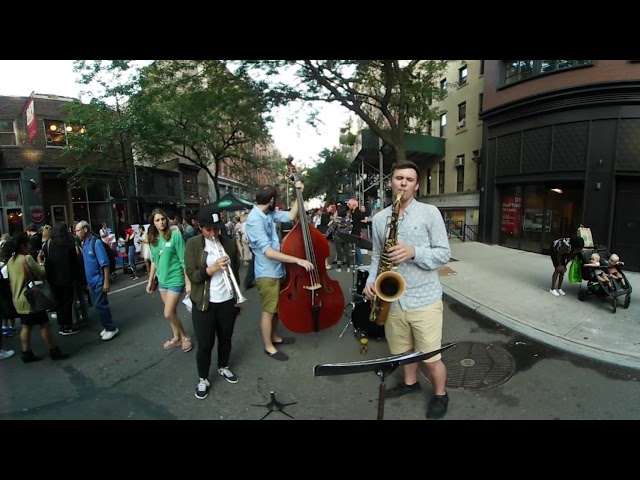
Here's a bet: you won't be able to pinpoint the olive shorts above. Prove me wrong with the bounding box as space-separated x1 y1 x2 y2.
256 277 283 314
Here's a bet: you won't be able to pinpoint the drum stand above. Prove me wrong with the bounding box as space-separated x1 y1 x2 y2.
314 344 455 420
339 246 363 339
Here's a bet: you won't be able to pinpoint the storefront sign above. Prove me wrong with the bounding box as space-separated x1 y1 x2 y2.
30 209 44 223
501 195 521 234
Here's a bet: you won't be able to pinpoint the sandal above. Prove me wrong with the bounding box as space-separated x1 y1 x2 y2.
163 338 182 350
181 337 193 353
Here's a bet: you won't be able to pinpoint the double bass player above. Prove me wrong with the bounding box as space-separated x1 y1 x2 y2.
245 183 314 361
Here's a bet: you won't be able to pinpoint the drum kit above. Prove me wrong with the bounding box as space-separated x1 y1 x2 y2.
335 233 385 341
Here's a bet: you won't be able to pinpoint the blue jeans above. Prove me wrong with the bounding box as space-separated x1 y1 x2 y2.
88 283 117 331
355 246 363 265
128 246 136 274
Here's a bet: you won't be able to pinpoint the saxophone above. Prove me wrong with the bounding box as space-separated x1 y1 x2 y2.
369 192 406 326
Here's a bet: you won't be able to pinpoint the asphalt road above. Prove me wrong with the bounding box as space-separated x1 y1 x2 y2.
1 264 638 420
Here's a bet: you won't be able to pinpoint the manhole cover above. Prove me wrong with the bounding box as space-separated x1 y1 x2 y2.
420 342 515 390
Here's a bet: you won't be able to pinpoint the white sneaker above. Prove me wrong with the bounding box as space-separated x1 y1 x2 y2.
195 378 211 399
549 289 560 296
557 289 566 296
101 329 119 341
347 267 351 273
337 268 342 272
100 329 107 338
217 366 239 384
0 349 15 360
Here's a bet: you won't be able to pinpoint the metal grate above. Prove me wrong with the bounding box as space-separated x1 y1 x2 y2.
423 342 515 391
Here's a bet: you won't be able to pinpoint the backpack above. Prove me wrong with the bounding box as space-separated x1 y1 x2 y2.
91 235 117 273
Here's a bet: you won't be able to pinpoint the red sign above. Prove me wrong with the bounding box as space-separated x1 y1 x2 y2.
25 96 37 145
501 195 521 234
30 209 44 223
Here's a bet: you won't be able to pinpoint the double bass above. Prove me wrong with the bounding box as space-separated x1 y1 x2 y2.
278 156 345 333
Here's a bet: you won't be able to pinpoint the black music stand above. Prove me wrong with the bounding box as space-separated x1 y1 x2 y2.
313 343 456 420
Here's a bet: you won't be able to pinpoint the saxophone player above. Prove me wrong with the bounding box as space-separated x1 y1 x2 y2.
363 160 451 419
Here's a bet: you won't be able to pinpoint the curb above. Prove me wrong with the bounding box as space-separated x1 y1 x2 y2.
442 286 640 371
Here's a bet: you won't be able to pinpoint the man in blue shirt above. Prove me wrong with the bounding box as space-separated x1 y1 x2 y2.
245 183 314 361
76 221 119 341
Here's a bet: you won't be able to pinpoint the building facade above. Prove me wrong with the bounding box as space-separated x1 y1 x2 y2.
0 94 127 235
479 60 640 271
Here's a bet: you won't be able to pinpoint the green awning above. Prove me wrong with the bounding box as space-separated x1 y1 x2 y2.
350 129 445 172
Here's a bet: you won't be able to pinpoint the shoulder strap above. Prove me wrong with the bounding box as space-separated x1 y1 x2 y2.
22 256 36 283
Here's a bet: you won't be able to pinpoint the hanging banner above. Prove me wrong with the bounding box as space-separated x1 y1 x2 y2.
25 94 37 144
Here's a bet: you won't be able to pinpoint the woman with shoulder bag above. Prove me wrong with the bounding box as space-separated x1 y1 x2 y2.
184 205 241 400
6 232 68 363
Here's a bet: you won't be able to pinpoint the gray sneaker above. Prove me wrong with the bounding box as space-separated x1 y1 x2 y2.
0 349 15 361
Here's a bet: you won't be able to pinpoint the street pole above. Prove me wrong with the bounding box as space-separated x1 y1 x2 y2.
378 136 384 209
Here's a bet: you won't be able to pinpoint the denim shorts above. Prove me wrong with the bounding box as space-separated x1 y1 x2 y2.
158 283 185 295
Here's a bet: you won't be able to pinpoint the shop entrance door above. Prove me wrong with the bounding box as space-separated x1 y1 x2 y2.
612 178 640 272
51 205 68 224
1 207 25 236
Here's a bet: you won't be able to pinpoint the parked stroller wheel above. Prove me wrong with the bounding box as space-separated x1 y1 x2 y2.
578 289 585 301
624 295 631 309
612 297 617 314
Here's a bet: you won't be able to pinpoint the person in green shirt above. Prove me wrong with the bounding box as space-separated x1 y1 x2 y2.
146 208 192 353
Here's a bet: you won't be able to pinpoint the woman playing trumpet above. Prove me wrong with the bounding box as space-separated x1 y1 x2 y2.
184 205 242 400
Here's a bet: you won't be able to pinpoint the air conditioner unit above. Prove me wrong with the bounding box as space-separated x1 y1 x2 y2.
457 119 466 128
454 157 464 167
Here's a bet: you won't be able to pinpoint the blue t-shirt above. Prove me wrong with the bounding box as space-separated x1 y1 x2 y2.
245 206 291 279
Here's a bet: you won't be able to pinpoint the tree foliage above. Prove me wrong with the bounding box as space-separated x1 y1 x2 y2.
62 60 143 220
234 60 456 162
128 60 276 199
301 147 352 204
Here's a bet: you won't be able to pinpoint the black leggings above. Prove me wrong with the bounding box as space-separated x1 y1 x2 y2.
51 285 75 329
191 299 237 379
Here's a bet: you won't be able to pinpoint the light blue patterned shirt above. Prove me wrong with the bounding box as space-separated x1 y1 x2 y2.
366 198 451 310
245 206 291 279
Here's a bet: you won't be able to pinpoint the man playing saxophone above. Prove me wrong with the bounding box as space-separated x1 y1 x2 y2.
363 160 451 419
184 204 243 400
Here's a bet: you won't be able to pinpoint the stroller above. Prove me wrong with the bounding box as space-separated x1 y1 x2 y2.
577 244 632 313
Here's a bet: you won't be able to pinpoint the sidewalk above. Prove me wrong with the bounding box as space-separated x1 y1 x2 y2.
439 241 639 370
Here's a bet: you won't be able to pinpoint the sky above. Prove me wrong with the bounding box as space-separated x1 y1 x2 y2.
0 60 353 169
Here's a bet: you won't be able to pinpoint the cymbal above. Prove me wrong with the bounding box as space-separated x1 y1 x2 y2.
336 233 373 250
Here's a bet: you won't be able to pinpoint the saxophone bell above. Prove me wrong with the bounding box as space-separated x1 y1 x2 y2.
373 270 406 303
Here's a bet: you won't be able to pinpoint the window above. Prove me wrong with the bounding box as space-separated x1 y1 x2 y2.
504 60 592 86
427 168 432 195
427 120 432 135
440 78 447 95
0 120 17 146
457 103 466 128
479 93 483 114
44 119 67 147
183 174 198 194
456 162 465 193
439 113 447 137
165 175 175 196
459 65 468 85
438 161 445 194
480 60 485 76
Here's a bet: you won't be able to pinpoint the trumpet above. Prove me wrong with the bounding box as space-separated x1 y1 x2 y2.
215 241 248 305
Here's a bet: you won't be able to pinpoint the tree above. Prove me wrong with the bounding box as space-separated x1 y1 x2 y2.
234 60 455 162
301 147 352 204
62 60 144 223
129 60 276 200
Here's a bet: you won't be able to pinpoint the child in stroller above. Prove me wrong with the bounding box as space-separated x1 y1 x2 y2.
578 245 632 313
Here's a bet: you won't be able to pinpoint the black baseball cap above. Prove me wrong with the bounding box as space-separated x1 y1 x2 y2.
196 205 225 228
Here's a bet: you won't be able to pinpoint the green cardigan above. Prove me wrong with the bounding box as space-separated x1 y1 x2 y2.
184 233 241 312
7 253 46 315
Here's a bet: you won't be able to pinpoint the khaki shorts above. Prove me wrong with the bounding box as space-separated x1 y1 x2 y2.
256 277 283 314
385 300 444 363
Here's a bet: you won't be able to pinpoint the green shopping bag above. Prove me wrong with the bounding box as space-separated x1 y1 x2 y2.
568 259 582 283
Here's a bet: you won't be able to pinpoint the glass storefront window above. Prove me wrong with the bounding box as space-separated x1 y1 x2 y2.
543 184 583 250
87 181 108 202
1 180 22 207
89 203 111 229
521 185 546 253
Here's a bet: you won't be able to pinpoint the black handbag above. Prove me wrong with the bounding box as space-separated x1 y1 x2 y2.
22 257 57 313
